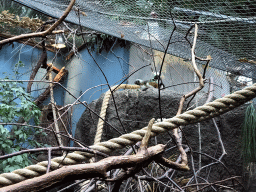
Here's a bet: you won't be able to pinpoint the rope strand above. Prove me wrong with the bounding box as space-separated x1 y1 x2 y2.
0 84 255 187
94 84 140 145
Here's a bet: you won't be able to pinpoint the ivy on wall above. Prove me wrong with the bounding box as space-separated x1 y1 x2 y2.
0 61 44 173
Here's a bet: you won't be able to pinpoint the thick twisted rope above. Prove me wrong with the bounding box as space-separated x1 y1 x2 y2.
1 83 256 187
94 84 140 145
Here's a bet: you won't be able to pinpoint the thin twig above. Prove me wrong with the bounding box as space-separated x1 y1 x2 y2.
157 11 177 121
0 0 76 45
0 146 108 161
141 118 155 148
86 48 128 135
49 64 63 147
46 148 52 173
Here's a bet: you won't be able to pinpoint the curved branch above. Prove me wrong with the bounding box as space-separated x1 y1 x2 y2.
0 80 256 187
1 144 165 192
0 0 76 46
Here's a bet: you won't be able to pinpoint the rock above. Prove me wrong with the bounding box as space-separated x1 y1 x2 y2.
75 88 247 184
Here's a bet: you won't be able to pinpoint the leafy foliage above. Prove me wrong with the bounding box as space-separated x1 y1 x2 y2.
0 0 47 35
0 10 44 32
0 61 43 173
0 0 47 20
241 103 256 167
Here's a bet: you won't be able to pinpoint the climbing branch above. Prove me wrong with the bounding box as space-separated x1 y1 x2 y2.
1 145 164 192
0 33 55 52
172 24 207 172
1 118 166 192
48 64 63 147
0 146 108 161
0 0 76 46
0 80 255 187
177 24 205 115
27 37 47 93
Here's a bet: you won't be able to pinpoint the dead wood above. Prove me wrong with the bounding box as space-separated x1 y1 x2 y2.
0 0 76 46
1 118 164 192
27 39 47 93
0 118 191 192
46 63 60 74
0 33 55 52
1 144 165 192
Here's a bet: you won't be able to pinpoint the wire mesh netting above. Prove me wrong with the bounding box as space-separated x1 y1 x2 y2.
12 0 256 97
1 1 255 191
13 1 256 70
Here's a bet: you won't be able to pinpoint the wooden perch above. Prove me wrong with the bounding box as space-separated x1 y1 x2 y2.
46 63 60 74
0 33 55 52
141 118 155 148
172 24 205 168
1 118 163 192
34 67 67 105
27 39 47 93
49 65 63 148
156 156 190 171
1 118 190 192
1 144 165 192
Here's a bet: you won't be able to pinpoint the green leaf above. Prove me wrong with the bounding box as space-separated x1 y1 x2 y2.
15 155 23 163
0 62 43 173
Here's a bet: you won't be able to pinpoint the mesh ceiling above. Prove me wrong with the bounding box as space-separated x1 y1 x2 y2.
14 0 256 79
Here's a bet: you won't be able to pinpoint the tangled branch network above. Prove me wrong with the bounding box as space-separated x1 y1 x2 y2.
0 83 256 186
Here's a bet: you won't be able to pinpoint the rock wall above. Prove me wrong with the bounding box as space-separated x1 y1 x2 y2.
75 88 247 185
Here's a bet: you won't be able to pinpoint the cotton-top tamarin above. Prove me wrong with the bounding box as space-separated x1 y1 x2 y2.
134 72 165 91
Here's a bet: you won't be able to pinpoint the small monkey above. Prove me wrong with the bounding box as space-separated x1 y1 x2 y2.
134 72 165 91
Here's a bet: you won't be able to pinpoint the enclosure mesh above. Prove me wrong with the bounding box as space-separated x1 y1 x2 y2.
13 0 256 81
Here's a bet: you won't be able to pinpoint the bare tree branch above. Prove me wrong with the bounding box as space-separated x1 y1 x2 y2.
1 144 165 192
0 0 76 45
